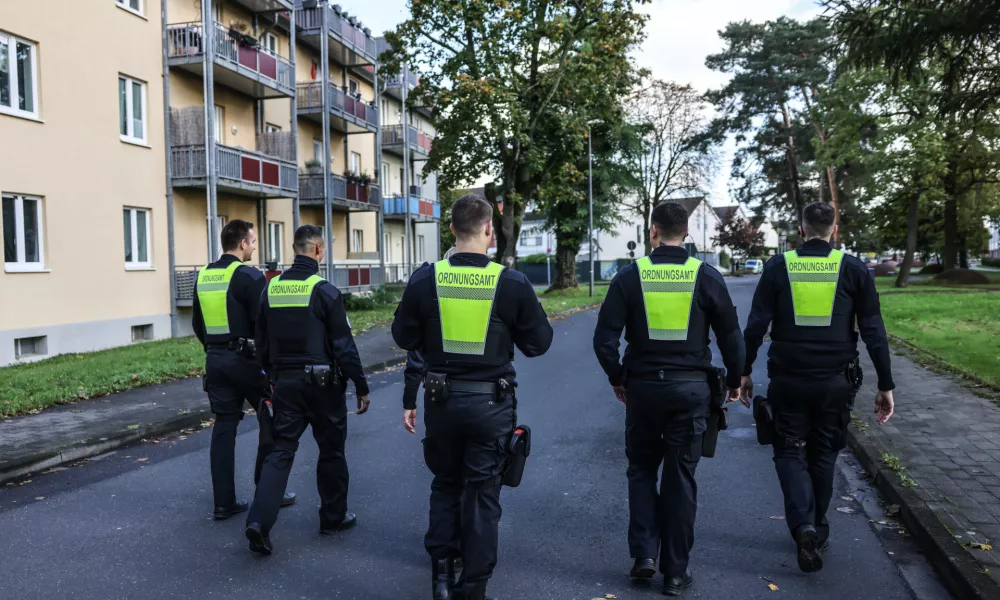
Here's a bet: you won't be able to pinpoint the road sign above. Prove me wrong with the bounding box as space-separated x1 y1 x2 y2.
627 240 637 251
546 248 551 254
629 250 635 258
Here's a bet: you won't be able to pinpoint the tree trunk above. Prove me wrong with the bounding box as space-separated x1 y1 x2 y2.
895 193 919 288
642 198 652 256
552 236 580 289
826 164 840 246
779 103 803 218
959 231 969 269
943 194 958 270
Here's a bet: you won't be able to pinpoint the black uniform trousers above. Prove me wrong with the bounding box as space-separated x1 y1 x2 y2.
247 376 349 533
625 378 710 577
768 371 855 543
423 389 514 592
205 348 273 507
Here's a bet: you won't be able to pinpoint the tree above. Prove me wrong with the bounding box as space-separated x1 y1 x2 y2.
383 0 649 268
623 80 717 255
713 211 765 272
437 188 460 251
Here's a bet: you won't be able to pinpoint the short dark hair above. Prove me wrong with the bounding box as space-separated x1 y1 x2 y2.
293 224 324 254
651 201 690 240
220 220 254 252
450 194 493 239
802 202 836 238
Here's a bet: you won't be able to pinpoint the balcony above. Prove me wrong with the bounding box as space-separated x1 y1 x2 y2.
171 142 297 198
382 194 440 221
296 82 378 134
382 124 433 159
174 262 383 304
296 3 378 66
382 71 418 101
230 0 294 12
167 22 295 98
298 172 382 210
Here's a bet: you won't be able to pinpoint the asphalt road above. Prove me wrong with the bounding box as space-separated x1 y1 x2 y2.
0 275 951 600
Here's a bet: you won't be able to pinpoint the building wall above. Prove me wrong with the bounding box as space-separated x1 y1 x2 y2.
0 0 170 365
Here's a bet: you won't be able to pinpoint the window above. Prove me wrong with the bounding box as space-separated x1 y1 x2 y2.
267 222 283 263
349 78 359 96
2 194 44 271
384 232 392 263
0 32 38 119
214 105 224 143
214 3 224 24
352 229 363 251
416 235 425 262
262 32 278 55
351 152 361 175
312 139 322 162
382 162 390 191
123 207 151 268
14 335 47 360
115 0 143 16
131 324 154 342
119 75 147 144
264 122 281 133
380 99 388 122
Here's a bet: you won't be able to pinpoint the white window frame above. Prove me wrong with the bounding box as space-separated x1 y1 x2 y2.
2 193 45 272
262 32 278 56
267 221 283 264
312 139 322 163
352 229 363 252
381 162 390 191
349 78 359 96
119 75 147 145
384 232 392 263
214 104 224 143
115 0 143 17
351 152 361 175
416 234 425 262
123 207 152 269
264 122 281 133
0 32 39 120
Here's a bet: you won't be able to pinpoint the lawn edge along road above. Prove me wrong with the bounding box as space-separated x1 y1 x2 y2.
0 300 604 485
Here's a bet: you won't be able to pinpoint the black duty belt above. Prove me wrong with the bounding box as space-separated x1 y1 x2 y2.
206 340 241 351
633 370 708 382
274 367 310 380
449 380 499 395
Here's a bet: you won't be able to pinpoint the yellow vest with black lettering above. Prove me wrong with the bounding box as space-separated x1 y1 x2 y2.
196 261 242 342
428 260 509 367
265 273 330 366
637 255 705 346
772 249 855 344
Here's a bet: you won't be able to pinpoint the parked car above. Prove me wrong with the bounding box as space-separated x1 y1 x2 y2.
744 258 764 274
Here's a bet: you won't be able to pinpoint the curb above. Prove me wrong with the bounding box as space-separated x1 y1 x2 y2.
0 355 408 485
847 423 1000 600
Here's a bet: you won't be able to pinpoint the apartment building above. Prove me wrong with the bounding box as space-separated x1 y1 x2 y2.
0 1 171 364
0 0 438 365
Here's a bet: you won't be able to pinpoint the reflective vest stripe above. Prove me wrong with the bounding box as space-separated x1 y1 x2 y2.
434 260 504 355
785 249 844 327
267 274 324 308
196 261 242 336
637 256 702 341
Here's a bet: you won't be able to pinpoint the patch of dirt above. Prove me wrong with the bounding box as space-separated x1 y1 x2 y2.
919 263 945 275
933 268 992 285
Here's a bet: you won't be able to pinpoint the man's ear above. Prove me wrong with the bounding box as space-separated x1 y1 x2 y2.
484 219 493 238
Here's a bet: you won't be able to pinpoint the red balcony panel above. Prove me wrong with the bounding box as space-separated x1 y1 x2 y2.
348 269 359 286
242 156 261 183
355 102 366 121
360 268 371 286
238 45 259 71
345 95 356 115
359 185 369 203
262 161 280 186
259 52 277 79
347 182 358 201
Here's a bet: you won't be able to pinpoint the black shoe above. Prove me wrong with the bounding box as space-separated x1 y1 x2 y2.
281 492 297 508
320 512 357 534
818 538 830 553
630 558 656 580
663 570 693 596
795 525 824 573
213 500 249 520
432 558 455 600
245 523 273 555
454 580 494 600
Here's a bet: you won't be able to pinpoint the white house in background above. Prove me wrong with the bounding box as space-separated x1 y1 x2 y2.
989 220 1000 258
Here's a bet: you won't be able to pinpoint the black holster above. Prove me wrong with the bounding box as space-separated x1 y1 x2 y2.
701 367 729 458
846 358 863 410
424 372 451 404
236 337 256 359
305 364 332 388
503 425 531 487
753 395 775 446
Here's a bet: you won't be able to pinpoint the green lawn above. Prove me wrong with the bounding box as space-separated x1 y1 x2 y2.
538 285 609 315
876 272 1000 294
880 293 1000 388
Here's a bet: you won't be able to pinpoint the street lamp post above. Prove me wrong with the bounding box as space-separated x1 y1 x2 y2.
587 119 601 297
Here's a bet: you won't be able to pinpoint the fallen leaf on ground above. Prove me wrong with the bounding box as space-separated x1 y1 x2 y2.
14 480 32 486
885 504 900 517
178 436 188 441
137 458 148 463
768 516 785 520
605 595 617 599
969 542 993 551
34 496 45 501
836 507 855 514
768 583 779 591
841 496 853 501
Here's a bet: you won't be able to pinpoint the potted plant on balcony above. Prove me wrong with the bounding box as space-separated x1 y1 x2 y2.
228 20 257 48
343 170 358 184
358 171 372 187
305 159 323 174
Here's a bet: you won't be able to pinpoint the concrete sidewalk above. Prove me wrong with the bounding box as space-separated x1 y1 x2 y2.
0 326 405 484
852 343 1000 599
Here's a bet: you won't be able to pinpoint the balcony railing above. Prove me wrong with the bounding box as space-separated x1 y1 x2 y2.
296 82 378 128
171 143 297 196
174 262 384 302
296 4 378 60
383 195 440 219
382 124 433 154
297 172 381 206
166 22 295 94
384 71 419 90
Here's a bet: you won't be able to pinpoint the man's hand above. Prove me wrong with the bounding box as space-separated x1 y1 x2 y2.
403 409 418 434
740 375 754 402
728 387 747 408
357 394 371 415
612 385 627 404
875 390 894 425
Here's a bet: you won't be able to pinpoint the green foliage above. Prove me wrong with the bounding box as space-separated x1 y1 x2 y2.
719 250 731 269
438 188 459 251
344 286 401 312
714 211 765 265
983 258 1000 268
520 253 550 265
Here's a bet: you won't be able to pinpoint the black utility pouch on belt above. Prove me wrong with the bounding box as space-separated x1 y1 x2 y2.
702 367 729 458
503 425 531 487
753 395 775 445
236 338 256 359
424 373 451 404
306 365 332 388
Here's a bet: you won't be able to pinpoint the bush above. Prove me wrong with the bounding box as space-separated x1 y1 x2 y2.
369 286 400 305
933 268 992 285
520 253 549 265
873 263 897 276
919 263 945 275
983 257 1000 268
719 250 731 269
343 292 377 311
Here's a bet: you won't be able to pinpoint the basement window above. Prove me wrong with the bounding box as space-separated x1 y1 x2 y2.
14 335 47 359
131 324 154 342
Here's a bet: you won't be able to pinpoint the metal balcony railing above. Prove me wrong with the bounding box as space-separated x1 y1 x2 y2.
382 124 433 154
383 195 440 218
297 172 381 207
171 143 297 195
174 263 384 301
166 22 295 94
296 4 377 61
384 71 419 89
297 82 377 128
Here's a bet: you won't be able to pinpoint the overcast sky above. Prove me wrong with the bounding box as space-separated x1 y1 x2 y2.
357 0 823 204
